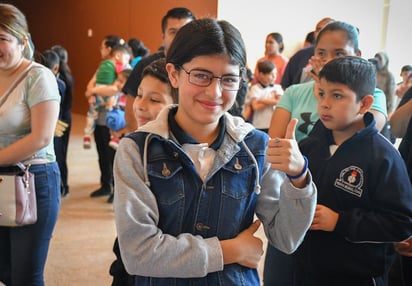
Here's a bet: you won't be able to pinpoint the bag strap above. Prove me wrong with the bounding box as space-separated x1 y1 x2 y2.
0 62 34 108
15 162 28 171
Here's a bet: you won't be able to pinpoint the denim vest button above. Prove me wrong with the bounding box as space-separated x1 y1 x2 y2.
195 222 210 231
234 158 242 170
161 162 171 177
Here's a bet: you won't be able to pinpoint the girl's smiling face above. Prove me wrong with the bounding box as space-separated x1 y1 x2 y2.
167 54 240 132
133 75 173 127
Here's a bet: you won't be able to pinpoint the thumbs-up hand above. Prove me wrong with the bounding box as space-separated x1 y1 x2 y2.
267 118 308 187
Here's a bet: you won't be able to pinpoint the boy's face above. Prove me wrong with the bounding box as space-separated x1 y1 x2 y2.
317 78 372 135
258 69 276 86
133 75 173 127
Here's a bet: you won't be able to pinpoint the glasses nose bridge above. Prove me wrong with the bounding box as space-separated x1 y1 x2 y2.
206 75 224 92
212 75 225 90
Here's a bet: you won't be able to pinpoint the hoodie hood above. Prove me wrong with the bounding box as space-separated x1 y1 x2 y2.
375 51 389 70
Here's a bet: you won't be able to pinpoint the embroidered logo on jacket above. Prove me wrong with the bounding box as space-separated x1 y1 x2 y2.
334 166 364 197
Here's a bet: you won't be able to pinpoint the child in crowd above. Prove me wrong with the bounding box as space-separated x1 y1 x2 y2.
294 56 412 286
109 57 177 286
113 18 316 285
244 60 283 132
104 69 132 150
41 50 70 198
41 50 66 108
396 65 412 101
51 44 74 197
83 44 131 149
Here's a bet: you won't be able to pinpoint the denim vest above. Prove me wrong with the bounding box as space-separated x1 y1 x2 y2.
128 129 267 286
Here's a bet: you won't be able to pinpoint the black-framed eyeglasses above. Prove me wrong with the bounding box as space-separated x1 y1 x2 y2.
179 66 243 91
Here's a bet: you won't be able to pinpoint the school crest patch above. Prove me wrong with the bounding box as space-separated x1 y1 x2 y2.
334 166 364 197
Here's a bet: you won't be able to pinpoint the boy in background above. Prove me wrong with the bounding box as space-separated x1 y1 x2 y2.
295 56 412 285
41 49 69 196
243 60 283 132
105 69 131 150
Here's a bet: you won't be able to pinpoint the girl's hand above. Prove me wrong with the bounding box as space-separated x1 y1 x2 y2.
267 119 308 188
221 220 263 268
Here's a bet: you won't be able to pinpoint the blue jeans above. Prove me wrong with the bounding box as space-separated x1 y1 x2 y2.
0 162 61 286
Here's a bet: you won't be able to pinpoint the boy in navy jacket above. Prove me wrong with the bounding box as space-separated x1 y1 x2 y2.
295 56 412 286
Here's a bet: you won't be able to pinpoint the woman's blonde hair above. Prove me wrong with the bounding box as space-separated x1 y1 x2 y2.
0 3 34 59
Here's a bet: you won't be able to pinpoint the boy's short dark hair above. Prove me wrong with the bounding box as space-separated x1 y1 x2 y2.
257 60 276 74
142 58 178 103
41 49 60 70
119 68 132 79
161 7 195 33
319 56 376 101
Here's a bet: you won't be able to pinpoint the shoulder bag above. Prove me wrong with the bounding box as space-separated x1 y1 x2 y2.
0 163 37 226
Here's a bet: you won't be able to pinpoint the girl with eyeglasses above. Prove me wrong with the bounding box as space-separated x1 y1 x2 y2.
113 18 317 285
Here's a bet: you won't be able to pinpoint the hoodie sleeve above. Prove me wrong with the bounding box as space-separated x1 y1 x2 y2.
255 163 317 254
113 137 223 278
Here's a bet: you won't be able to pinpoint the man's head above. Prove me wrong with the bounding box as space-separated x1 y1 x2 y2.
314 17 335 40
161 7 195 55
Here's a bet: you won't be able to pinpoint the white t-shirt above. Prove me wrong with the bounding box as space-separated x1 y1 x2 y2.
246 83 283 129
0 62 60 162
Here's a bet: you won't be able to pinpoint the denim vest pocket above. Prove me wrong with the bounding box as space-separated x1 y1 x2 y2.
218 155 257 238
147 159 185 235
